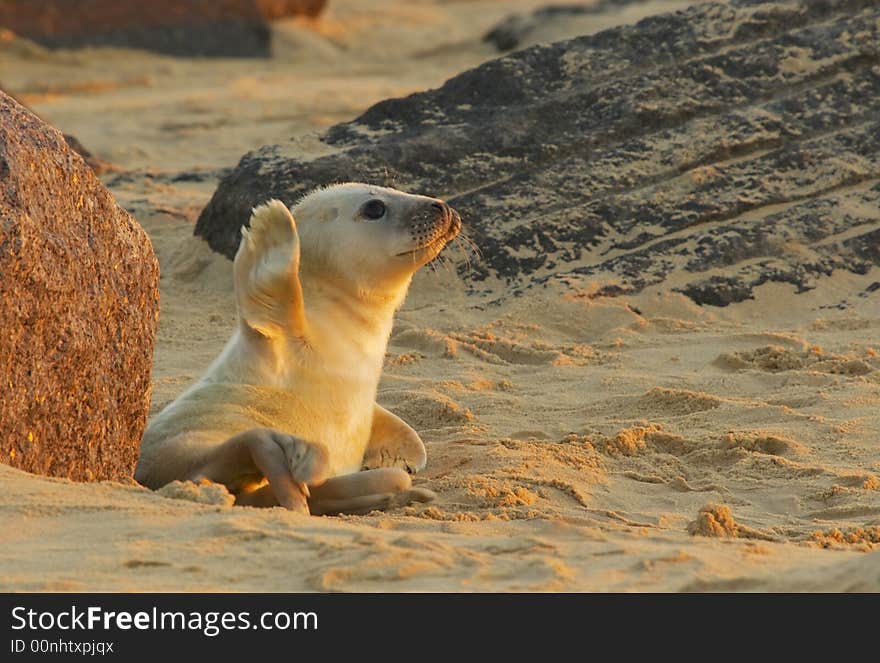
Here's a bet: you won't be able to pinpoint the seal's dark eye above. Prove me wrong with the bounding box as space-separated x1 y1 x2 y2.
361 199 386 220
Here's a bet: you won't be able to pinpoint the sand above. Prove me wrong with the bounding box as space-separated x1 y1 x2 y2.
1 0 878 592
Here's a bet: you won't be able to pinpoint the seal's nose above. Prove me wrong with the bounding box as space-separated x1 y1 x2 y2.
430 201 448 216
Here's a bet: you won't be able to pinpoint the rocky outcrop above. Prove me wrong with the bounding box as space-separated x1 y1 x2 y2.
0 91 160 481
59 133 112 175
0 83 112 174
483 0 692 52
0 0 328 57
196 0 880 306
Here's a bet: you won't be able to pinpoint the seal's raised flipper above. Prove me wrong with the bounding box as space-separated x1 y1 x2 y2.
233 199 307 339
362 404 427 473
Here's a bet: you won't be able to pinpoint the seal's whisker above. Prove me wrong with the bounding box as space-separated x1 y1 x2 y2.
440 252 456 275
451 239 471 272
430 251 453 276
450 233 480 273
456 232 482 260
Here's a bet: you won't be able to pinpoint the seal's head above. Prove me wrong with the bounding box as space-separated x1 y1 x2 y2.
293 183 461 293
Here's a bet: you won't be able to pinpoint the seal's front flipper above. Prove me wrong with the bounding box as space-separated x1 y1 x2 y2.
233 199 307 339
362 404 427 473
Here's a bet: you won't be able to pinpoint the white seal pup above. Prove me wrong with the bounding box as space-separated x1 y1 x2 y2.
135 183 461 515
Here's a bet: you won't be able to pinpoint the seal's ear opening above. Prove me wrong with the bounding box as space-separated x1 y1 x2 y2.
233 200 307 339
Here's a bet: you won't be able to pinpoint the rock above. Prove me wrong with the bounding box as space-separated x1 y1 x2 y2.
0 83 110 174
196 0 880 306
484 3 604 51
61 134 113 175
484 0 694 52
0 91 160 481
0 0 328 58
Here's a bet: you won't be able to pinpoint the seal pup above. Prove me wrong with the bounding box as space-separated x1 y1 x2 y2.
135 183 461 515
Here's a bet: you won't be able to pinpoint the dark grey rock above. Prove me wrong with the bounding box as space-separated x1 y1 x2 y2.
196 0 880 306
484 0 661 51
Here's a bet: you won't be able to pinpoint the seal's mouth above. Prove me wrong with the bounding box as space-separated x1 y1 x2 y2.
396 204 461 257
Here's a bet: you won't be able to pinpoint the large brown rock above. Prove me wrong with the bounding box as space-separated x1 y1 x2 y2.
0 0 328 58
0 91 160 481
0 83 112 175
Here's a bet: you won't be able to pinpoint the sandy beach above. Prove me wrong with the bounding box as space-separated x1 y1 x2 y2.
1 0 878 591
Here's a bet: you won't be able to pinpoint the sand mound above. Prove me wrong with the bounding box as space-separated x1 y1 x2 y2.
688 504 777 541
717 345 877 375
157 480 236 507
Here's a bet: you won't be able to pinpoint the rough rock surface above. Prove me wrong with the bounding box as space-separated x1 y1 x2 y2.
0 81 112 175
59 133 112 175
0 0 328 58
484 0 681 52
0 91 160 481
0 83 111 174
197 0 880 306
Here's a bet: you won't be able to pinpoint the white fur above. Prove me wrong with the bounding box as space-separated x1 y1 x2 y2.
136 183 457 488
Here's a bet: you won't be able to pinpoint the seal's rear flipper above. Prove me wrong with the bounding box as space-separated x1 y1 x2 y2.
306 467 436 516
233 199 307 339
309 488 436 516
